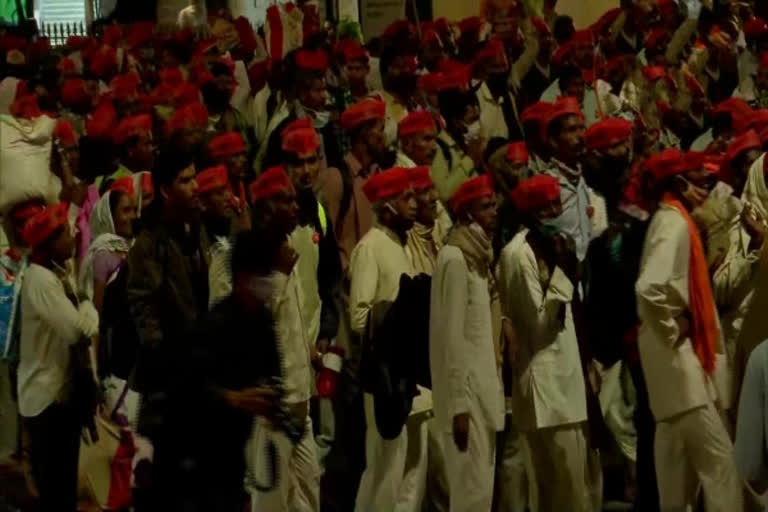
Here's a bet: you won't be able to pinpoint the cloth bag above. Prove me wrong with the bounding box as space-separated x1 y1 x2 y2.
0 114 61 213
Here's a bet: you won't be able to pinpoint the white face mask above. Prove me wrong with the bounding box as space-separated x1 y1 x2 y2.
464 121 482 144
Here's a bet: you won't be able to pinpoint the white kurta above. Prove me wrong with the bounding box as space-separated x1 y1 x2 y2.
290 224 322 345
498 230 587 431
476 82 509 141
207 235 232 310
635 204 727 421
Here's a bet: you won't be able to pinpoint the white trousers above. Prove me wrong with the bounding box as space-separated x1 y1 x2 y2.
443 411 497 512
355 392 427 512
655 402 743 512
495 415 528 512
249 415 320 512
522 422 601 512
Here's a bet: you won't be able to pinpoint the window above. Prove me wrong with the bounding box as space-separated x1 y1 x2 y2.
35 0 85 26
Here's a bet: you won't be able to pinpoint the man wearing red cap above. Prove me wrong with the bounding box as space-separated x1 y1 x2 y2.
405 167 447 276
102 114 155 190
520 101 553 173
499 174 594 512
396 111 439 169
207 131 250 214
636 149 742 511
338 40 371 105
322 99 386 270
245 165 322 512
196 165 235 309
17 202 99 511
349 166 421 511
378 48 420 145
472 38 514 141
430 174 504 512
543 97 593 261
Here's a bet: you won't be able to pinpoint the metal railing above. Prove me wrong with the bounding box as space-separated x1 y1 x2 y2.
39 20 89 47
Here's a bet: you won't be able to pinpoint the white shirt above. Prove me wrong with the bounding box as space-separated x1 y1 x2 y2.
270 269 313 405
290 224 322 345
545 163 593 261
18 263 98 417
499 230 587 431
349 226 412 335
207 236 232 310
636 205 726 420
430 245 505 433
476 81 509 141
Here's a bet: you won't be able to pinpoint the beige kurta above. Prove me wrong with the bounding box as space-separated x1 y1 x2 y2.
405 204 452 276
430 131 477 205
289 224 322 346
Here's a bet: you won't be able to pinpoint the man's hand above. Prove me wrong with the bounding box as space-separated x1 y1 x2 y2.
742 203 766 249
676 314 691 344
227 387 279 417
467 137 487 168
276 243 298 275
453 413 470 452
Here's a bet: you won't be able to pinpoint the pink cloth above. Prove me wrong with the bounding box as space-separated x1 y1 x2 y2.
76 185 100 263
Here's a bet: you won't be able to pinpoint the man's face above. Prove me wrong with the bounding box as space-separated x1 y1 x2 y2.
467 195 498 235
216 73 236 99
344 59 369 88
402 130 438 166
162 164 200 216
551 114 586 163
50 225 75 262
270 189 300 234
287 150 321 190
225 152 248 181
180 127 205 150
391 188 417 228
603 138 632 165
414 185 438 225
202 186 234 221
536 196 563 221
300 77 327 111
757 67 768 93
678 168 717 209
564 76 586 105
385 55 418 96
364 119 387 159
129 134 156 171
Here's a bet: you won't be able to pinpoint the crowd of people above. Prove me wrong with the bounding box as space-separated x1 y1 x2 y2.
3 0 768 510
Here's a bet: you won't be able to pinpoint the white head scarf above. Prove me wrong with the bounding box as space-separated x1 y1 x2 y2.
77 190 133 300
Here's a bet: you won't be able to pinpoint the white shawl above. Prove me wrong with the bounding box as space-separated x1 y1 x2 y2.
742 153 768 223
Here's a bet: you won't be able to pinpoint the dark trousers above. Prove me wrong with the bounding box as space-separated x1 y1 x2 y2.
25 402 81 512
628 359 660 512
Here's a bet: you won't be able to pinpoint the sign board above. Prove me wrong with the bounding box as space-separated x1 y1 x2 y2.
360 0 406 42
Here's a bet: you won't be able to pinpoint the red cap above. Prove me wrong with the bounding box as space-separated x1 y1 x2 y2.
61 78 89 107
168 102 208 134
702 154 725 175
89 46 118 78
521 101 553 125
341 99 386 130
510 174 560 213
572 29 594 47
552 41 576 68
233 16 258 54
10 95 41 120
531 17 552 36
725 130 761 164
53 120 77 147
296 48 329 73
249 166 294 202
159 68 184 86
22 202 69 248
760 126 768 145
449 174 494 213
208 132 246 158
761 51 768 69
10 201 45 222
645 27 668 52
418 72 443 94
646 148 685 183
103 24 123 47
506 142 529 165
422 25 442 46
196 165 230 194
409 166 434 191
745 18 768 40
398 111 437 137
338 40 368 64
680 151 707 174
110 176 135 197
113 114 152 144
642 66 668 83
86 102 117 138
585 118 633 151
109 73 140 100
66 35 89 51
139 172 154 197
437 60 470 91
712 98 754 132
458 16 484 35
126 21 155 48
473 37 506 67
57 57 78 76
746 109 768 133
382 20 417 44
282 120 320 155
546 97 584 129
363 167 412 203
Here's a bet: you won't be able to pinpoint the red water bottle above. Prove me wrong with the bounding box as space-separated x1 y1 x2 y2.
316 345 345 398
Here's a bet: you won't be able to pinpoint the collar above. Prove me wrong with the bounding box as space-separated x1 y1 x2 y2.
550 157 582 181
534 59 550 78
705 65 720 81
689 111 704 129
620 28 636 48
438 129 459 149
377 223 407 246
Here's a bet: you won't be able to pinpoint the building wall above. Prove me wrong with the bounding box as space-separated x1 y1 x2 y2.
431 0 619 28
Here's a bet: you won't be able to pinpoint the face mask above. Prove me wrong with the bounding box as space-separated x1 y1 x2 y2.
306 107 330 129
536 217 561 238
245 275 275 304
464 121 482 144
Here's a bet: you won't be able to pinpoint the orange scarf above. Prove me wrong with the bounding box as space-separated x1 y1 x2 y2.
662 193 719 375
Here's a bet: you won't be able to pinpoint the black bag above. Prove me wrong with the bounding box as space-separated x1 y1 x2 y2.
364 274 432 440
